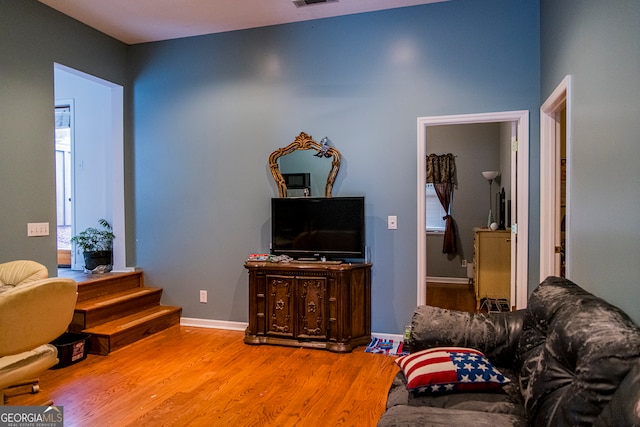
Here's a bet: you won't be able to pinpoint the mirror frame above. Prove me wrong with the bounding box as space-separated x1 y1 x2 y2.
269 132 341 197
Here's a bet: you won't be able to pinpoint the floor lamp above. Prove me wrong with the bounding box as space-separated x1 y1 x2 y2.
482 171 500 228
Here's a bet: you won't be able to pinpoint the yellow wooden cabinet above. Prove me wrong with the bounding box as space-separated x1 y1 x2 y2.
473 228 511 310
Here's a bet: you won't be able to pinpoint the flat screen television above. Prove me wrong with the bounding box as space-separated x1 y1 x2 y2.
271 197 365 260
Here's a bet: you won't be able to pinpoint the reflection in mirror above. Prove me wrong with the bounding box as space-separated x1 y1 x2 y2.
279 150 329 197
269 132 341 198
281 171 311 197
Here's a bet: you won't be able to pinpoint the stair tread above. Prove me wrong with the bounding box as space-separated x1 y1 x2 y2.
75 287 163 311
62 270 182 355
84 305 182 336
72 271 144 302
70 270 143 285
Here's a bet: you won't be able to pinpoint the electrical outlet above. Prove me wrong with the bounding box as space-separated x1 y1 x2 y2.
199 290 207 303
388 215 397 230
27 222 49 237
461 259 467 268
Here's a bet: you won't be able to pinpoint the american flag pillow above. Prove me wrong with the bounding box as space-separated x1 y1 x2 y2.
396 347 510 394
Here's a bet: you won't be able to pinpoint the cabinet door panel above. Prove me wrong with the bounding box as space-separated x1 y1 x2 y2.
298 277 327 339
474 230 511 309
266 275 294 337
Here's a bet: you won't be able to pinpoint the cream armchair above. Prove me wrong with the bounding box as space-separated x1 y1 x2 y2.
0 259 48 290
0 261 77 404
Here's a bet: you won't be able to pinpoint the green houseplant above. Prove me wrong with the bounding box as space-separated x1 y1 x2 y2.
70 219 115 273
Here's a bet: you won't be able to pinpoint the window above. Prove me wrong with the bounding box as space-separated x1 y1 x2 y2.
426 183 447 232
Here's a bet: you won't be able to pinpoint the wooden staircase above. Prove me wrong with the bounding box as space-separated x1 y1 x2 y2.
64 270 182 355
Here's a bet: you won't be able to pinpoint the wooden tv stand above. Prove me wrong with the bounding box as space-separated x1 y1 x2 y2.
244 261 371 353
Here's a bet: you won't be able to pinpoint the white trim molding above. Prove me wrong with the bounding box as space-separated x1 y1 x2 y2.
425 276 469 285
181 317 249 331
180 319 400 348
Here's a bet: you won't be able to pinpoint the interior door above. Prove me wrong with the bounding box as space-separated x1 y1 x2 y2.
540 76 571 280
509 121 518 307
556 108 567 277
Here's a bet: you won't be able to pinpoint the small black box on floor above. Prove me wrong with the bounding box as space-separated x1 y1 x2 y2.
50 332 91 368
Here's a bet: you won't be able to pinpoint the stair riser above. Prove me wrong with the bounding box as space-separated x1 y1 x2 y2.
89 310 182 355
70 290 163 332
68 271 182 356
76 272 143 302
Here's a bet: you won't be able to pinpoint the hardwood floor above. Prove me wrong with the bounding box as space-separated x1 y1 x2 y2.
8 326 399 427
426 281 477 312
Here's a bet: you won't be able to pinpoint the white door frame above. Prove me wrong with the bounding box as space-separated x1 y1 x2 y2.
540 75 572 280
417 110 529 309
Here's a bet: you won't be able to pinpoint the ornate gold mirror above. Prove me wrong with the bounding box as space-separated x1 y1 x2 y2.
269 132 341 197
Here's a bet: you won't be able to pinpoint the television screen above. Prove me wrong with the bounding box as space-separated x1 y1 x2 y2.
271 197 365 260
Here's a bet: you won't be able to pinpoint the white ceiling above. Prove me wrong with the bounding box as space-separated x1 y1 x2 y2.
38 0 446 45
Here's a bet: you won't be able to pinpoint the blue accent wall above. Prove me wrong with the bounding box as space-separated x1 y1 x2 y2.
4 0 639 332
0 0 127 273
541 0 640 323
129 0 541 332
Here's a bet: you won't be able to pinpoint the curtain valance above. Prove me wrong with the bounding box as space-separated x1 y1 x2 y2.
426 153 456 185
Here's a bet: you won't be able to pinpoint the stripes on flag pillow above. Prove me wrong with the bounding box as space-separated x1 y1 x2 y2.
395 347 510 394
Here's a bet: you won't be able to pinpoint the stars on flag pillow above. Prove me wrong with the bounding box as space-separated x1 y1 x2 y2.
395 347 510 394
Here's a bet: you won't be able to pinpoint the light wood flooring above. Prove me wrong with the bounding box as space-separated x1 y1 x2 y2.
426 281 477 312
8 326 399 427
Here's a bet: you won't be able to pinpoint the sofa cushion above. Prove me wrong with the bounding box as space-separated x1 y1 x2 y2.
396 347 510 394
594 359 640 426
377 404 527 427
518 276 640 426
409 305 524 368
386 370 525 417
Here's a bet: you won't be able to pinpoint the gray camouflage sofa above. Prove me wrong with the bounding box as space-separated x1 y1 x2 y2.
378 276 640 426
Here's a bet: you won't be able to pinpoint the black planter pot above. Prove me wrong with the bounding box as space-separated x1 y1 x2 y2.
83 250 113 273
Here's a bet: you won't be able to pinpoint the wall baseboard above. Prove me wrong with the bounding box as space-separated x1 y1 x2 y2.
181 317 403 343
426 276 469 285
181 317 248 331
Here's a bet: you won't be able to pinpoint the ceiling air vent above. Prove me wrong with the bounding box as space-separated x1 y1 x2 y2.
293 0 338 7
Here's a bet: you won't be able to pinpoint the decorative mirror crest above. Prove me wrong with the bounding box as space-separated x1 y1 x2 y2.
269 132 341 197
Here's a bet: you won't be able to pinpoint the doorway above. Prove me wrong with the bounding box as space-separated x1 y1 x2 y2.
417 111 530 310
424 122 512 312
540 76 572 280
53 63 128 272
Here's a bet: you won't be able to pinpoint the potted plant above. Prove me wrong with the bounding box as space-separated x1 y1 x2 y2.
70 219 115 273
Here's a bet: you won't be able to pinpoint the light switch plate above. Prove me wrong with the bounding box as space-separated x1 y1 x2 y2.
27 222 49 237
